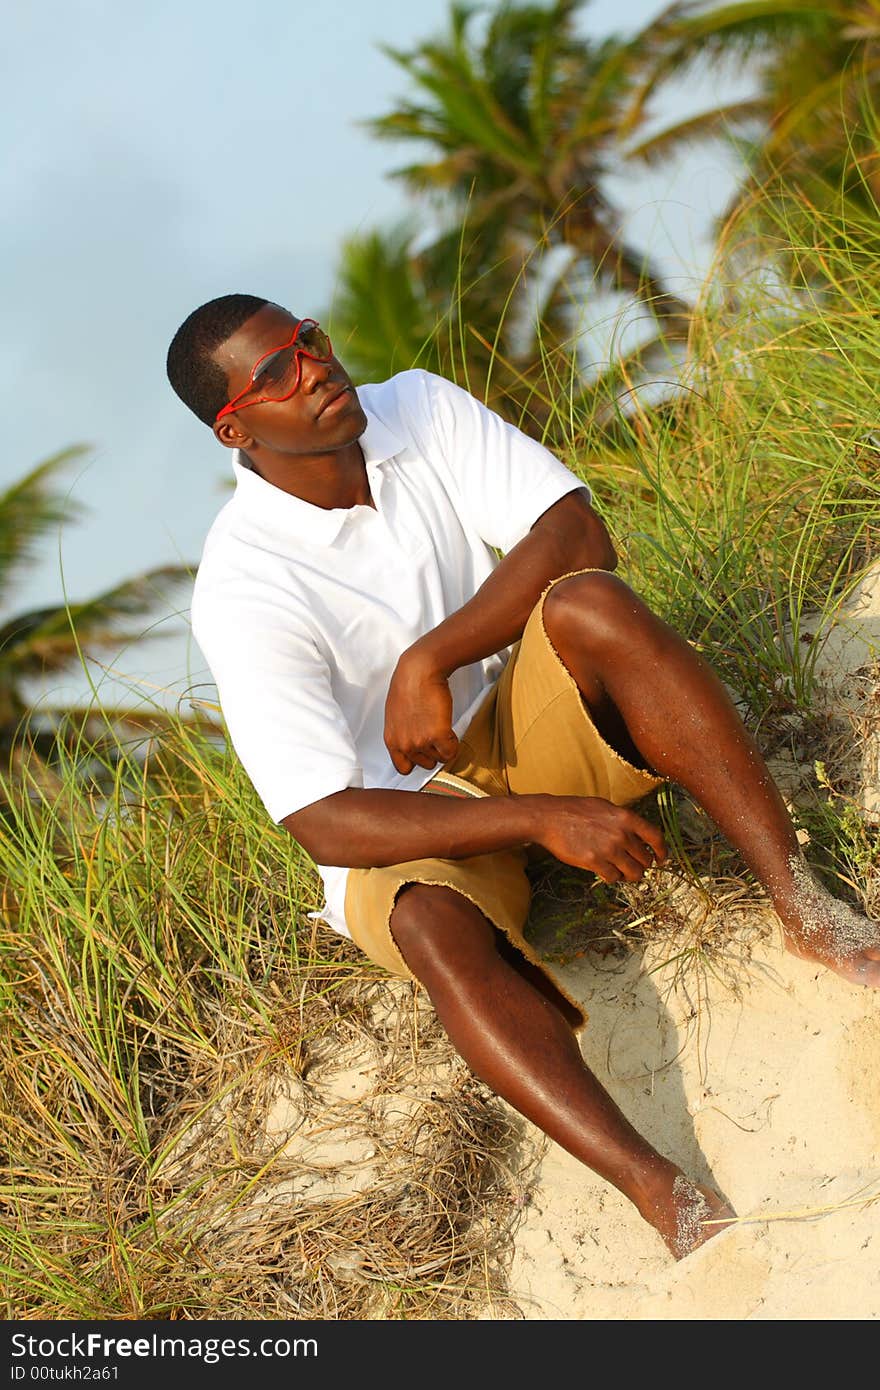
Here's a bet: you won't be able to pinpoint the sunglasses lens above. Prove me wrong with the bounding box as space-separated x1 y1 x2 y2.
245 323 333 402
254 345 299 400
297 323 332 359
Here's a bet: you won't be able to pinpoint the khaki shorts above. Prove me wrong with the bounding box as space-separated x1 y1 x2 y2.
344 570 665 1030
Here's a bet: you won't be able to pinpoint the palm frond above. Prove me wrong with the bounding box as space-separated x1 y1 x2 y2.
0 564 192 682
372 30 540 174
328 225 446 381
762 56 880 154
560 37 643 152
485 0 579 137
625 97 769 166
0 447 89 594
621 0 834 136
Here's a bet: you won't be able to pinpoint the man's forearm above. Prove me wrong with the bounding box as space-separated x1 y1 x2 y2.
406 490 615 678
284 785 667 885
284 786 543 868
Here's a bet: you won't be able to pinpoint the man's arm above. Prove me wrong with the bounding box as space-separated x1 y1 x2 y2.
284 787 665 884
383 489 616 776
282 491 664 887
283 495 665 883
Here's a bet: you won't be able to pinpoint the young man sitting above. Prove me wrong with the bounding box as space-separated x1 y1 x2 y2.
167 294 880 1259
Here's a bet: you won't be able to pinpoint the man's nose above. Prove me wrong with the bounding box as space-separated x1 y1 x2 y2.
298 354 333 393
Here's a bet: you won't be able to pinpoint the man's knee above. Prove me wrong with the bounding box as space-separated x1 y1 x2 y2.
390 882 497 982
543 570 648 655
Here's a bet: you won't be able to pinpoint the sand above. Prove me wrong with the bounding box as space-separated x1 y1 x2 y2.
499 920 880 1319
268 902 879 1320
494 562 880 1320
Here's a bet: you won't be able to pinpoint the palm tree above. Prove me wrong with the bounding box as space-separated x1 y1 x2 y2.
622 2 880 222
366 0 694 328
331 0 713 435
0 447 194 766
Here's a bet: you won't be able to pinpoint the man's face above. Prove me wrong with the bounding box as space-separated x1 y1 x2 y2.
211 303 367 454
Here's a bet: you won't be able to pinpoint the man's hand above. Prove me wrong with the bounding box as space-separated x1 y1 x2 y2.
384 647 460 774
534 795 667 883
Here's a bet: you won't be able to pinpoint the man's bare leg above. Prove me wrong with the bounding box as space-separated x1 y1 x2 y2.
390 882 734 1259
542 571 880 987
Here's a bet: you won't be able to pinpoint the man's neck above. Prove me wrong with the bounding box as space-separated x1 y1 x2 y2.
242 441 375 510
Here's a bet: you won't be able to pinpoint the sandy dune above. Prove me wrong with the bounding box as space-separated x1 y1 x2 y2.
503 922 879 1319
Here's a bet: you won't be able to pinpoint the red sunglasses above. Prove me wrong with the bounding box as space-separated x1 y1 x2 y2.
215 319 334 423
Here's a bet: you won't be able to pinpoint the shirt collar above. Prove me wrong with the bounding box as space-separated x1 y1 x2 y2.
230 405 404 545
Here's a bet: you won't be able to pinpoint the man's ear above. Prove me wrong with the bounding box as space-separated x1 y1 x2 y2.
213 416 254 451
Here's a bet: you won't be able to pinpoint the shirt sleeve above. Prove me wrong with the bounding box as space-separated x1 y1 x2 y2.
191 591 363 824
423 370 591 554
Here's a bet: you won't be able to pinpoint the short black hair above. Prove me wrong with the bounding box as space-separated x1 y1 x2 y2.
166 294 271 426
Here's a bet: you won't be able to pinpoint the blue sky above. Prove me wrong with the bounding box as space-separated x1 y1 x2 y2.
1 0 755 710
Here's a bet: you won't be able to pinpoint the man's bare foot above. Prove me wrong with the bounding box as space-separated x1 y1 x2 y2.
776 854 880 988
633 1165 736 1259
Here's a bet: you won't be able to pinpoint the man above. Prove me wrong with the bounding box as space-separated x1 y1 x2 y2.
167 293 880 1260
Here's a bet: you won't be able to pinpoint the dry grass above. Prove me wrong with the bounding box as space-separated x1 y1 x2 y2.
0 728 538 1321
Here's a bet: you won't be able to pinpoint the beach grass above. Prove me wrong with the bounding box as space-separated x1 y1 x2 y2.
0 714 533 1318
3 167 880 1319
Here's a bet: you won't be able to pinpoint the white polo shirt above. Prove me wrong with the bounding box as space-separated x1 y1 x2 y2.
191 368 590 937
